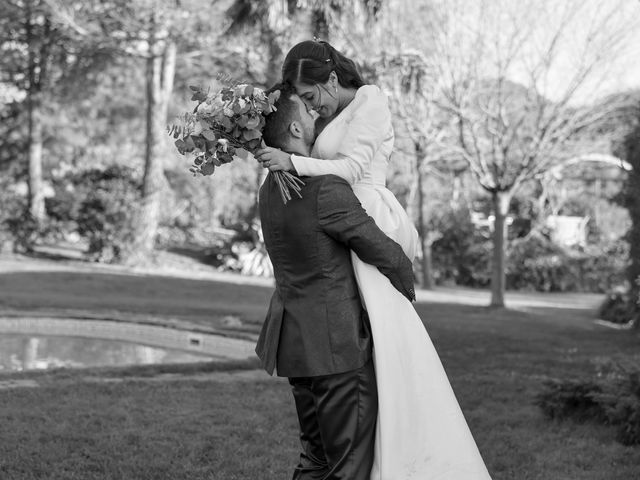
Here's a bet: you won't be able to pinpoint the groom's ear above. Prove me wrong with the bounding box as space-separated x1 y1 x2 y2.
288 121 303 139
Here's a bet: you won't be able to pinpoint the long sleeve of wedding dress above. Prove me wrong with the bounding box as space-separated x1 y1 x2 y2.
290 85 392 185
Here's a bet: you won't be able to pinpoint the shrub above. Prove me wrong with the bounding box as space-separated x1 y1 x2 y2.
618 116 640 306
506 232 627 293
601 372 640 445
536 380 605 422
431 207 492 287
598 287 639 324
48 165 141 263
74 167 140 262
0 173 29 251
506 231 576 292
3 208 39 253
576 242 629 293
429 203 625 292
537 370 640 446
0 180 65 253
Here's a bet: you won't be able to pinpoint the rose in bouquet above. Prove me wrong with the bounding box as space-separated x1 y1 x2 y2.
168 84 304 204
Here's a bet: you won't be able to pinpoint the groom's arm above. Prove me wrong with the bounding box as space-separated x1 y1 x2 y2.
317 175 415 302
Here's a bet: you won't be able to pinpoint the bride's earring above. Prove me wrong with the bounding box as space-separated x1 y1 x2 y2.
330 72 338 94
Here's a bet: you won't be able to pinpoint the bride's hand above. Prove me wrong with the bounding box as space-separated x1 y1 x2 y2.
255 147 295 172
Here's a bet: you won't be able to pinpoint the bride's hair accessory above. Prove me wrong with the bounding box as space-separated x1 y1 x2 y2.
312 36 333 64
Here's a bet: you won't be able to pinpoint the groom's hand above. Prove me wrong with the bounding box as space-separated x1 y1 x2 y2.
389 256 416 302
255 147 295 173
379 249 416 303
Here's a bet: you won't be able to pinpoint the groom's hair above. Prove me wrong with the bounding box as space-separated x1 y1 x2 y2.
262 83 301 151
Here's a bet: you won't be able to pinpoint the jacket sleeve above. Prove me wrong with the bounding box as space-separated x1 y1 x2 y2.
290 85 391 185
317 176 415 301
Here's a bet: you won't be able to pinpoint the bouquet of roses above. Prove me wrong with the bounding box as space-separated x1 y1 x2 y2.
167 84 304 204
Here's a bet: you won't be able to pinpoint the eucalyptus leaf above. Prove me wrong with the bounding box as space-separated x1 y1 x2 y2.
174 139 186 153
202 129 216 141
185 136 197 150
237 115 249 128
200 162 215 176
243 129 261 141
220 116 233 131
268 90 281 104
235 148 249 160
247 139 260 150
246 115 260 130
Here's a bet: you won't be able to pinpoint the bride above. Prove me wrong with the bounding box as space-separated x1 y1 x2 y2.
256 40 492 480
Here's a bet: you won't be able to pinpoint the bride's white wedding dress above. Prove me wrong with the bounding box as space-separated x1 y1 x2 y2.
290 85 492 479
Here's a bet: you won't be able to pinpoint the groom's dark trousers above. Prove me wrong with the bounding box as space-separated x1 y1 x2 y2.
257 173 414 479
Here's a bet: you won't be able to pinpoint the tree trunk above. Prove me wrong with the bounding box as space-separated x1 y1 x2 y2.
490 190 511 307
25 1 45 224
311 8 329 40
263 29 284 86
134 21 176 263
622 120 640 329
451 174 461 208
27 96 45 222
407 142 434 289
288 7 314 45
420 237 435 289
21 337 39 370
416 154 434 289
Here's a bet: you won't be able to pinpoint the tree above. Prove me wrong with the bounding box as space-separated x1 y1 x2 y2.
379 51 451 288
429 0 640 306
619 103 640 327
0 0 112 225
139 8 177 262
97 0 230 263
96 1 176 262
223 0 337 86
224 0 384 86
334 0 444 288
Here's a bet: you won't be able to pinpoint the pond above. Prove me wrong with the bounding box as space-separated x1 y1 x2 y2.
0 317 256 373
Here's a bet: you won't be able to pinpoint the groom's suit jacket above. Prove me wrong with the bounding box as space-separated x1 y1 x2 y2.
257 173 415 378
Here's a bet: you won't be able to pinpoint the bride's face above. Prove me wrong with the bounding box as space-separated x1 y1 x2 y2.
294 80 338 119
291 95 317 144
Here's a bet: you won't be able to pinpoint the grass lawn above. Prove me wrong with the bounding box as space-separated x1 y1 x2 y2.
1 373 296 480
0 256 274 336
1 255 640 479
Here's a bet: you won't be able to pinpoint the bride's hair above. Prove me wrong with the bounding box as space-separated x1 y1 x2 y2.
282 40 365 90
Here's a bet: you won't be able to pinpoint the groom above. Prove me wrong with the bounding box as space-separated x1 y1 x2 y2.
256 85 415 479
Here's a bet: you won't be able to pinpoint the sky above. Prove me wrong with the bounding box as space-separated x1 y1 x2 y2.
527 0 640 104
441 0 640 105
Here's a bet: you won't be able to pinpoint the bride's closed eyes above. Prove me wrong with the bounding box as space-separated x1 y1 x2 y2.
301 85 327 110
300 92 317 110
